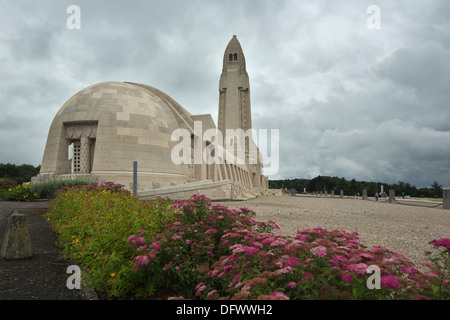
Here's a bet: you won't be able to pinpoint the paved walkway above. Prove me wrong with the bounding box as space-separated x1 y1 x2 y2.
0 201 94 300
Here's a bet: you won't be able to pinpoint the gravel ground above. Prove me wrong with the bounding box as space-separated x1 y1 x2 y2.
215 195 450 269
0 201 91 300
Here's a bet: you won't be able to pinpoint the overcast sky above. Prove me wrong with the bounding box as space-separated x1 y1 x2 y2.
1 0 449 188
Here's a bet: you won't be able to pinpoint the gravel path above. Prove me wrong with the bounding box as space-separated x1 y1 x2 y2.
0 201 91 300
216 195 450 268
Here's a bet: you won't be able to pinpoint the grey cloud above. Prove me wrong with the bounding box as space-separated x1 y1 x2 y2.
1 0 449 188
376 41 450 92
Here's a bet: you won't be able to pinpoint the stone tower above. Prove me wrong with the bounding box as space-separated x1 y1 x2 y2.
217 35 264 188
218 35 252 134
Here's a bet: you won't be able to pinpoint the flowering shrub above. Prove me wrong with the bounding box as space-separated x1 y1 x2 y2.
0 178 18 189
197 228 449 300
1 184 37 201
420 238 450 300
130 195 449 300
128 194 268 296
53 181 126 197
0 177 106 200
46 183 177 297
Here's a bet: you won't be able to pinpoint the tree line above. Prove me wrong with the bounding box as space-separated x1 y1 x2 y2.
0 163 41 184
269 175 444 198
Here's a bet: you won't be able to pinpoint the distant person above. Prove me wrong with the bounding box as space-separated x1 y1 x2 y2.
402 192 405 199
375 192 379 201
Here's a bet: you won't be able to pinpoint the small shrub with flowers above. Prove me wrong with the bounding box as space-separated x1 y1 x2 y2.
128 194 269 296
1 184 37 201
46 183 177 298
0 177 99 201
196 228 449 300
0 178 18 200
129 194 449 300
0 178 18 189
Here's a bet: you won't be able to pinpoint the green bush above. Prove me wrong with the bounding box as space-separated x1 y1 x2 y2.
30 178 93 199
1 184 37 201
0 163 40 184
0 178 18 189
46 184 177 297
0 178 19 200
0 177 96 201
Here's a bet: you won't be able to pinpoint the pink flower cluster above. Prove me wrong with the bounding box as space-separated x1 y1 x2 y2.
172 194 212 211
128 194 260 276
197 226 449 300
127 194 449 300
431 238 450 250
310 245 327 257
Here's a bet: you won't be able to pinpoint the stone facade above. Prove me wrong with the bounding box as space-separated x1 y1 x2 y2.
34 36 268 199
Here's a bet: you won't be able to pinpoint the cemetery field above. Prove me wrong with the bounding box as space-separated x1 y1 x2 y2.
216 195 450 269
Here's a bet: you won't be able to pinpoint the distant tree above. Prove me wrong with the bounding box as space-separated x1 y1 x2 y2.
431 181 442 198
307 176 324 193
270 175 427 198
348 179 358 195
0 163 40 184
335 177 346 194
268 180 279 189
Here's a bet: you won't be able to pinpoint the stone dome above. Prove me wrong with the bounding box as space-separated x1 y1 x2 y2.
39 81 194 190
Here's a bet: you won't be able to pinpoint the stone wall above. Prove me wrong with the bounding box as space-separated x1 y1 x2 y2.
138 180 242 201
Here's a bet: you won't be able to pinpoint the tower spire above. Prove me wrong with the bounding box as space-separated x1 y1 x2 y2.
218 35 252 134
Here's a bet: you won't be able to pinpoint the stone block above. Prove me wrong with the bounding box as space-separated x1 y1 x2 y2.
443 189 450 210
1 210 33 260
389 189 395 203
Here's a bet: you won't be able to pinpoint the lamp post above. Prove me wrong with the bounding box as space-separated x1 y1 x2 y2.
133 161 138 196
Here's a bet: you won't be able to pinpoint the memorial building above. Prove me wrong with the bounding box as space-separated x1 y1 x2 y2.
34 36 268 199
